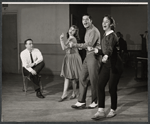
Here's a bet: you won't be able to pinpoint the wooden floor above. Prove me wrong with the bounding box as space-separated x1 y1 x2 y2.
2 67 148 122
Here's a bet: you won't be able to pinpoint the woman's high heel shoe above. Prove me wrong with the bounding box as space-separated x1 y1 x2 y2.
58 96 67 102
70 95 76 100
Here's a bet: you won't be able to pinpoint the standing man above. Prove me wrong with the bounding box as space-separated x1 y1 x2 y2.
71 14 101 109
20 39 45 98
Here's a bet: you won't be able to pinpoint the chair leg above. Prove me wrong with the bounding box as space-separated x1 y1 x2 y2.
26 78 29 94
23 77 29 95
23 78 26 91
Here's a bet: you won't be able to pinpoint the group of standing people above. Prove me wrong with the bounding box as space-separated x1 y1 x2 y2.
20 13 123 120
59 14 123 120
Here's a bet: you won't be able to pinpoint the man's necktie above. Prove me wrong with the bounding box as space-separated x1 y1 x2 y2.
30 52 34 63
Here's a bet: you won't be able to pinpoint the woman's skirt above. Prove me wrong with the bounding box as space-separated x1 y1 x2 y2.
60 53 82 80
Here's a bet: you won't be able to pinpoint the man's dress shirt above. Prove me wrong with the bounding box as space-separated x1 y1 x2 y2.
20 48 43 72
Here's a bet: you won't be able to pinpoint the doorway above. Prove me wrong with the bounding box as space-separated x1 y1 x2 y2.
2 13 18 73
70 5 87 61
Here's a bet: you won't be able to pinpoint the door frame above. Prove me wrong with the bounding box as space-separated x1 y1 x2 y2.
2 11 19 73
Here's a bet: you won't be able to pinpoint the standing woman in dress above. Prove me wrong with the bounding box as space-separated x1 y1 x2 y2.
58 25 82 102
91 15 123 119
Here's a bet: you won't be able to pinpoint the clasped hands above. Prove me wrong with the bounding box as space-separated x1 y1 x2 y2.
87 46 108 63
30 69 37 75
87 46 98 53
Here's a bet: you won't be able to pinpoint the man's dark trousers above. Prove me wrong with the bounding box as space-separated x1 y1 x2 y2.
23 61 45 90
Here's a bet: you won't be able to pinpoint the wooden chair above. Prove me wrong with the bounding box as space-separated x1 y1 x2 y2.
22 69 43 94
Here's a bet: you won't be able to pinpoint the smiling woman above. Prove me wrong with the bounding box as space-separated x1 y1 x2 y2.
92 15 124 120
59 25 82 102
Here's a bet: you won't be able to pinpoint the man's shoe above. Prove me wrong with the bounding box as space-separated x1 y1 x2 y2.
58 96 67 102
36 91 45 98
87 102 98 109
106 110 116 118
91 111 106 120
71 103 86 109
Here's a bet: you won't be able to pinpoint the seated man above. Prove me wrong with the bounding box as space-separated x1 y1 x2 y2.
20 39 45 98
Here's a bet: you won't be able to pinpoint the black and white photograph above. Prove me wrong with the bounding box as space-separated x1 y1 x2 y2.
1 2 148 122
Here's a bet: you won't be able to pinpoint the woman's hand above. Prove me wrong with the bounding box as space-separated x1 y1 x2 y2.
60 33 64 40
94 48 99 53
102 55 108 63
